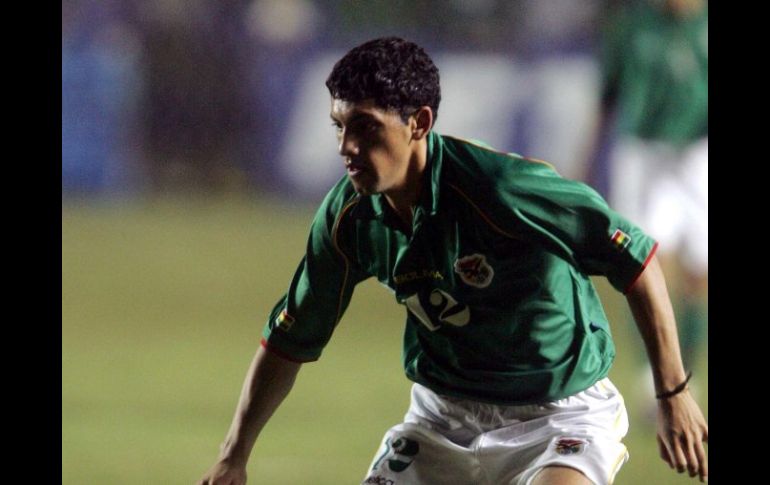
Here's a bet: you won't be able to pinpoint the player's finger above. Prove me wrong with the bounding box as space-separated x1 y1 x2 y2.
683 434 699 478
657 435 673 468
671 437 688 474
694 437 708 482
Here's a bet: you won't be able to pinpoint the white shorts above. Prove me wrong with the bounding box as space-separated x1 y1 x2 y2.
608 136 708 275
362 378 629 485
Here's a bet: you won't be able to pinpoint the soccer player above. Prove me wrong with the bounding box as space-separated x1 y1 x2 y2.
199 37 708 485
587 0 708 416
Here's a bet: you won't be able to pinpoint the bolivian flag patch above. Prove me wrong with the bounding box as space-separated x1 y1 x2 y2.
611 229 631 252
275 309 295 331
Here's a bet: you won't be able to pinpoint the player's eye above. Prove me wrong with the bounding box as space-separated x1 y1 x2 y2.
351 120 379 135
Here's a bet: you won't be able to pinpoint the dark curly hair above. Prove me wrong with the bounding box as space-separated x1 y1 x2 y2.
326 37 441 123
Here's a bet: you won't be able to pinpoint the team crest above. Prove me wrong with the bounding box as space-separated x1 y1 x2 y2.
555 438 588 455
454 254 494 288
275 309 295 331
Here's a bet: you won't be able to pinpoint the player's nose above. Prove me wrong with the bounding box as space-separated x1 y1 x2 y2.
338 132 360 158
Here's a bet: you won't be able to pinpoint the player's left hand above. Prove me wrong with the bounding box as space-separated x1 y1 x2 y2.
656 390 708 482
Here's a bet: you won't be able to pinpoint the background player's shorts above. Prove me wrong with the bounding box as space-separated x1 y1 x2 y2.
362 378 629 485
608 136 708 275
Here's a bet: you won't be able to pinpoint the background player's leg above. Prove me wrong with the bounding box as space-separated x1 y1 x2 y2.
676 139 708 376
653 139 708 402
667 258 707 371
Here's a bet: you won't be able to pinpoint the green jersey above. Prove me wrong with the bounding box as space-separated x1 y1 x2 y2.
601 2 708 145
262 131 657 405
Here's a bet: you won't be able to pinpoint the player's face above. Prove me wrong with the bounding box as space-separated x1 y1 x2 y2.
330 98 416 196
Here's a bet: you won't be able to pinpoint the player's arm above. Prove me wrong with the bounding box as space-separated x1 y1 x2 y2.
198 345 301 485
625 255 708 482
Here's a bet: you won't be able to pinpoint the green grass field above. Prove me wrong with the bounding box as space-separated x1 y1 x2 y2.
62 195 707 484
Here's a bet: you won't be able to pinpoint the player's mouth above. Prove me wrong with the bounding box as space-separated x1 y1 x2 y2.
346 160 366 177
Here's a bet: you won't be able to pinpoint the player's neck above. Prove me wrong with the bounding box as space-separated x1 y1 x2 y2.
384 142 428 229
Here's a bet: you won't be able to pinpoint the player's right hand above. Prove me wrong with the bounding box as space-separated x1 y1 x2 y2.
197 459 247 485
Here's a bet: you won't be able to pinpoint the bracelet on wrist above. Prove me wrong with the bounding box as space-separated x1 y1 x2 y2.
655 371 692 399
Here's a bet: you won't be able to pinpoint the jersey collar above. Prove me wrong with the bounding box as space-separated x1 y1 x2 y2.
425 129 443 216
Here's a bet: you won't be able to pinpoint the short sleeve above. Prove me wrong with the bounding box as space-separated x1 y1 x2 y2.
489 159 658 293
261 194 367 362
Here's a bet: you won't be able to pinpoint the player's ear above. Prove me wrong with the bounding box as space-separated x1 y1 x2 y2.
410 106 433 141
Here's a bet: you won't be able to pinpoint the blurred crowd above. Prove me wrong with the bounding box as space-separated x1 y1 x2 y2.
62 0 606 196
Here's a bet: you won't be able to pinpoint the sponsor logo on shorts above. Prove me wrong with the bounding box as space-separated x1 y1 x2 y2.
454 254 494 288
275 309 294 331
610 229 631 252
388 437 420 472
555 437 588 455
363 476 395 485
372 436 420 474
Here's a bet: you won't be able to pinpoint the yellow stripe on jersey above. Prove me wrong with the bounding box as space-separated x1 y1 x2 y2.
448 183 522 241
330 197 360 325
442 135 559 173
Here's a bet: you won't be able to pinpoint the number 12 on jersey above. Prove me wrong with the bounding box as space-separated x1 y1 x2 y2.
403 289 470 331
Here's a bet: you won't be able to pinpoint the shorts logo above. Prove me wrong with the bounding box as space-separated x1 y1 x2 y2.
275 309 295 331
555 437 588 455
388 437 420 472
454 253 494 288
372 436 420 474
610 229 631 252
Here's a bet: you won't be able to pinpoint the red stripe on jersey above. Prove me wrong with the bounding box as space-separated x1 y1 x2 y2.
624 242 660 294
260 338 316 363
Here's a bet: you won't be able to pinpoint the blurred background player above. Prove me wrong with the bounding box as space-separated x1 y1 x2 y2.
586 0 708 414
